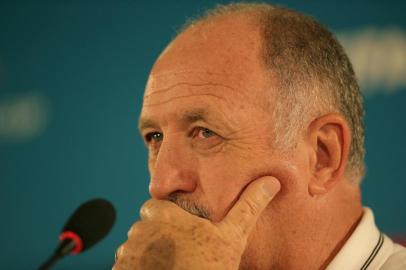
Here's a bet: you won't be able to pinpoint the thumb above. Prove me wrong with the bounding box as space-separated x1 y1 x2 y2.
219 176 281 238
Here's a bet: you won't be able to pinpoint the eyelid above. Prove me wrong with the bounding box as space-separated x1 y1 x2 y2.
143 130 162 143
190 126 218 138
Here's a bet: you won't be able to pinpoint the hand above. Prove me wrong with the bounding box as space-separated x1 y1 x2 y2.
113 176 281 270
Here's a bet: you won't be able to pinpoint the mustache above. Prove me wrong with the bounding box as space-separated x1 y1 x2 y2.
168 192 211 220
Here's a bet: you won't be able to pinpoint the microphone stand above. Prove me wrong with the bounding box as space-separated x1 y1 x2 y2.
38 239 76 270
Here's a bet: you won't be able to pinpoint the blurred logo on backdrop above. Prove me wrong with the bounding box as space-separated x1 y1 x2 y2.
338 27 406 96
0 93 50 143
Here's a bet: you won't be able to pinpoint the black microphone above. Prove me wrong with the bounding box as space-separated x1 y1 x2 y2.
38 198 116 270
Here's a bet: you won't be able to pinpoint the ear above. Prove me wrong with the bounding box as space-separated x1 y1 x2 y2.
306 113 351 196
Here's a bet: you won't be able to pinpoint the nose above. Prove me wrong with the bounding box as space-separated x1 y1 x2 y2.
148 138 198 200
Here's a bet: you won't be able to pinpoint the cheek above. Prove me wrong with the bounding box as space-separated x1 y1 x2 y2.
271 149 312 195
195 144 311 222
197 156 259 222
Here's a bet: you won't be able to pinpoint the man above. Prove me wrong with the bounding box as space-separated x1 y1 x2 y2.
114 3 406 269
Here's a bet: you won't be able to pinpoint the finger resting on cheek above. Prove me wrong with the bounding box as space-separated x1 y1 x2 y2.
220 176 281 237
261 177 281 198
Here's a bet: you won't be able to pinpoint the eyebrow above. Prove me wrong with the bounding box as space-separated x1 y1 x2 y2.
138 108 210 133
181 109 209 123
138 118 158 132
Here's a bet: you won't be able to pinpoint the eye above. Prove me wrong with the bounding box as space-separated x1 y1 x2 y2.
192 127 217 139
145 132 163 143
198 128 216 139
191 127 223 150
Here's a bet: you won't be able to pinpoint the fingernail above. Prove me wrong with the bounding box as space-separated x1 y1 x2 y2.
261 177 281 197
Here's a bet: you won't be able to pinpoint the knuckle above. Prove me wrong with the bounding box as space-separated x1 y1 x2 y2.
115 244 124 262
229 221 246 237
220 217 242 234
141 199 155 210
127 225 134 237
140 200 155 219
244 198 260 216
127 220 149 238
140 199 175 221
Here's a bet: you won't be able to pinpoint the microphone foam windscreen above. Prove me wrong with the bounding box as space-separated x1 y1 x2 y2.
62 198 116 251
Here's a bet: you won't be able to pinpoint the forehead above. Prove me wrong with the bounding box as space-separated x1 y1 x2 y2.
140 71 259 129
148 14 268 90
140 15 274 124
144 71 254 103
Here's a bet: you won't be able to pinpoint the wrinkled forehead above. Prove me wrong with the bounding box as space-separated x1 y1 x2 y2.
140 69 274 135
145 70 249 97
142 68 274 119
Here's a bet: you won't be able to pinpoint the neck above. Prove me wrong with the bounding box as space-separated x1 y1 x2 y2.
241 179 363 270
289 181 363 270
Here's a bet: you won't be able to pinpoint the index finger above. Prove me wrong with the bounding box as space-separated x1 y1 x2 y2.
218 176 280 238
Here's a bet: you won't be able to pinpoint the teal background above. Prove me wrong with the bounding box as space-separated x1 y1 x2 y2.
0 1 405 269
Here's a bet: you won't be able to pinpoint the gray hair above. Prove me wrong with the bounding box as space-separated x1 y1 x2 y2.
181 2 365 182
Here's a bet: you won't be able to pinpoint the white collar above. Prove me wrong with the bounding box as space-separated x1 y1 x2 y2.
326 207 395 270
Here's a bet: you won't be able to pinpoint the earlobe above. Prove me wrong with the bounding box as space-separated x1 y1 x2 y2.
308 182 328 196
307 114 351 196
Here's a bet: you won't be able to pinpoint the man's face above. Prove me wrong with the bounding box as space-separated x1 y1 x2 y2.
141 70 277 220
139 16 311 268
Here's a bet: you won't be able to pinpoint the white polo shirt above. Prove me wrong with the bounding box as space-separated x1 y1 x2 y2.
326 208 406 270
